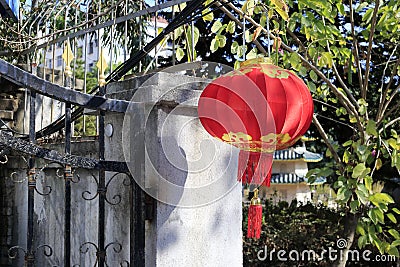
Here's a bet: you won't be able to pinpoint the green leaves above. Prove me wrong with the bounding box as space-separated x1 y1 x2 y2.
336 187 351 202
356 184 369 205
216 35 226 48
226 21 235 34
231 41 239 54
241 0 256 16
387 213 397 224
210 35 227 53
389 229 400 239
210 38 219 53
368 207 384 224
309 70 318 82
369 193 395 207
317 52 333 68
358 235 368 249
366 120 378 137
363 9 374 24
176 47 184 61
352 163 370 178
392 208 400 214
202 8 214 22
336 3 345 15
211 21 223 33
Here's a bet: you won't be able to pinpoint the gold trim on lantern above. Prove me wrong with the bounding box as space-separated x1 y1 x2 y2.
222 132 252 142
219 131 293 153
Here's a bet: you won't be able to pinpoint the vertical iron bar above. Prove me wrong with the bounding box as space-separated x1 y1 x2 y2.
131 183 145 266
110 0 114 73
139 1 143 72
124 0 128 62
96 2 106 265
98 84 106 267
154 0 158 68
72 9 78 90
27 88 36 267
129 104 146 266
64 74 72 267
191 20 195 62
172 9 176 65
96 0 101 136
83 2 89 134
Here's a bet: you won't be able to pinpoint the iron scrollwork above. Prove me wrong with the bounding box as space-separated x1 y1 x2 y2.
76 241 129 267
8 244 53 263
81 172 132 205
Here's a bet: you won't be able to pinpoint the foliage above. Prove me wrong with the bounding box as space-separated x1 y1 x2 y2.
243 200 399 266
191 0 400 259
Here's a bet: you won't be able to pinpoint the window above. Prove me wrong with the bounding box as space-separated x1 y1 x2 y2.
57 55 63 67
88 63 94 71
47 59 52 69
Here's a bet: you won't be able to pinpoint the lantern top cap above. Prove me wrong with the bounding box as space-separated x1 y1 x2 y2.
250 189 262 205
240 57 273 67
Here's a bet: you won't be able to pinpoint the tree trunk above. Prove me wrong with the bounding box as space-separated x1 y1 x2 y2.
333 212 360 267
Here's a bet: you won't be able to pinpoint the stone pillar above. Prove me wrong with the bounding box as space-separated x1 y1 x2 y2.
106 71 243 267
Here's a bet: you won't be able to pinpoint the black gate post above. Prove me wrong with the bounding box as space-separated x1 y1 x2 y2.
64 71 72 267
98 84 106 267
26 89 36 267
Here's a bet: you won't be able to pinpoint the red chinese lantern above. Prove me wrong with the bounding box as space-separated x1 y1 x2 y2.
198 59 314 239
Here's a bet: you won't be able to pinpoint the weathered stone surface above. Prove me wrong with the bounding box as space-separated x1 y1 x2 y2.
109 71 243 267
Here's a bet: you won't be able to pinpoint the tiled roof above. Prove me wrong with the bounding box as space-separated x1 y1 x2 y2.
270 173 327 185
274 149 302 160
270 173 304 184
273 148 323 162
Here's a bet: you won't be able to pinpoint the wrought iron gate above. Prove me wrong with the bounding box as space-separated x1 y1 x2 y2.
0 1 217 265
0 59 145 266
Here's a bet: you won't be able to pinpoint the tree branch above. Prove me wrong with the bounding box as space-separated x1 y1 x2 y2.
378 84 400 124
379 117 400 133
349 0 364 93
362 0 380 98
214 1 267 54
321 17 359 110
313 114 344 172
377 54 400 121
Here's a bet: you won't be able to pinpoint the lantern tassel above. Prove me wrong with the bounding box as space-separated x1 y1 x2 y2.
238 151 273 186
247 189 262 239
